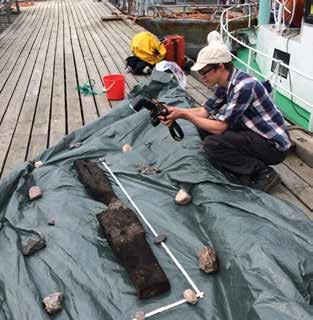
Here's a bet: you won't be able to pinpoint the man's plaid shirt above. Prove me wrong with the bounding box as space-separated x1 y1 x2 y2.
203 68 291 151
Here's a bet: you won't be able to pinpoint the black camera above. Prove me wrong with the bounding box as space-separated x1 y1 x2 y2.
130 95 184 141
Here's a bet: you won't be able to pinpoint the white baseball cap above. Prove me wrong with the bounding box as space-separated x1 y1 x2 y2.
191 38 232 72
207 31 223 45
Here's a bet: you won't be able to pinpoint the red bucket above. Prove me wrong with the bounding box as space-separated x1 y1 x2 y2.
102 74 125 100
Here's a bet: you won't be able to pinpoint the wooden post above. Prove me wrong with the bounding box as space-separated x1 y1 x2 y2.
75 160 171 299
74 160 115 205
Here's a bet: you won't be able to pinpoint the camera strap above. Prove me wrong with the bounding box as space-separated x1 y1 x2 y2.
169 121 184 141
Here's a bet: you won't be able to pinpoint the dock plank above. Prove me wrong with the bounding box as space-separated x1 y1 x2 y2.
27 1 59 160
2 1 55 175
0 5 35 52
49 0 66 146
62 0 84 132
274 163 313 211
0 4 42 75
74 0 137 109
0 5 33 50
66 0 105 122
0 3 49 174
67 0 111 116
80 0 138 89
283 153 313 186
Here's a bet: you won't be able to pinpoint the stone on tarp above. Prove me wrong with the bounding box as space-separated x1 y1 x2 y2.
198 246 219 274
21 234 46 256
175 188 192 205
154 234 167 245
135 310 145 320
122 144 133 152
29 186 42 201
183 289 198 304
42 292 64 314
137 164 161 175
69 142 82 150
34 161 44 168
47 219 55 226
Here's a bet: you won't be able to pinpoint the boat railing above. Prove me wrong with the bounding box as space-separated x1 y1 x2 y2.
220 3 313 130
109 0 243 18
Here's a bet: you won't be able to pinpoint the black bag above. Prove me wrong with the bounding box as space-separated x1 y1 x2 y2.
125 56 154 75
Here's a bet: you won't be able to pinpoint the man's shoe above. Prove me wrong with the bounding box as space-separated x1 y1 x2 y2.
251 167 281 192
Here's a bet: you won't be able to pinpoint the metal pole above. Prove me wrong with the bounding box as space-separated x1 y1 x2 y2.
247 48 252 73
258 0 271 25
273 61 281 101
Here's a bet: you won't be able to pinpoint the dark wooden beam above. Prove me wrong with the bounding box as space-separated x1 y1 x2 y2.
75 160 171 299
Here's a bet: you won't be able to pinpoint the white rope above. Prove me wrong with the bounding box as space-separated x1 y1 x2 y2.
131 294 203 320
100 160 204 297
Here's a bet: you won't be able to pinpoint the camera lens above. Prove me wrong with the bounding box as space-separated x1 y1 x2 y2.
151 118 160 127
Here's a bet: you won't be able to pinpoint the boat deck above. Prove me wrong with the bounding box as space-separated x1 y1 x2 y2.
0 0 312 218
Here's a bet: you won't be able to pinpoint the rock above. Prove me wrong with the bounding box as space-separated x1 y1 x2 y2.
183 289 198 304
198 246 219 274
69 142 82 150
42 292 64 314
122 144 133 152
175 188 192 205
22 234 46 256
137 165 161 175
29 186 42 201
47 219 55 226
135 310 145 320
34 161 44 168
154 234 167 245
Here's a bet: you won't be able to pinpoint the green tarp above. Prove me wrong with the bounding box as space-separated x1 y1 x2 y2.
1 71 313 320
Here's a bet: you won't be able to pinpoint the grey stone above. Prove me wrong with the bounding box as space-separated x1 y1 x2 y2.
175 188 192 205
122 144 133 152
135 310 145 320
29 186 42 201
22 234 46 256
69 142 82 150
34 161 44 168
154 234 167 245
47 219 55 226
43 292 64 314
198 246 219 274
183 289 198 304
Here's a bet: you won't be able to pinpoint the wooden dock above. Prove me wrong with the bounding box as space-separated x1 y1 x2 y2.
0 0 312 218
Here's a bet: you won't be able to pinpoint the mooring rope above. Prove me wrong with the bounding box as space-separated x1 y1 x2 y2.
76 79 104 96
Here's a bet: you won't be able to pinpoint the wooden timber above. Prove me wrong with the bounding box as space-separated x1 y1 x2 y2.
0 0 312 219
75 159 171 299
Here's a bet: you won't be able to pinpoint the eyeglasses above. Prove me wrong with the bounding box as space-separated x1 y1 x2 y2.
198 66 216 76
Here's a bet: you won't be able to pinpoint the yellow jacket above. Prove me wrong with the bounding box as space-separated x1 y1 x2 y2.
131 32 166 65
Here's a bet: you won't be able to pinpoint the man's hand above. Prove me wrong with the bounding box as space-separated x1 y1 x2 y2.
159 106 184 126
158 106 228 134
